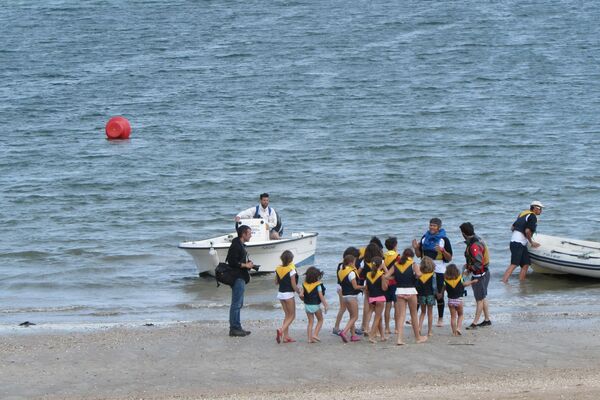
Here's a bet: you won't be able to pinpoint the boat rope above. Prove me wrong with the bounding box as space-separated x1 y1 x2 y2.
560 240 600 251
550 250 600 259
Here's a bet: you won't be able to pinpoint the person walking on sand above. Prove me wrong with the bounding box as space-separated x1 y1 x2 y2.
359 241 384 335
300 267 328 343
383 237 399 335
443 264 478 336
416 257 437 337
333 247 360 335
502 201 544 283
460 222 492 329
337 254 365 343
385 248 428 345
413 218 453 327
235 193 282 239
225 225 254 337
275 250 299 343
365 256 389 343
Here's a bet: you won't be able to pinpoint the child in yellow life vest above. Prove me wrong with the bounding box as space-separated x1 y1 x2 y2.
416 256 437 337
337 254 365 343
299 266 328 343
275 250 299 344
443 264 478 336
366 256 389 343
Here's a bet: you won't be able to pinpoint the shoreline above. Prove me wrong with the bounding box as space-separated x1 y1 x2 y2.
3 316 600 399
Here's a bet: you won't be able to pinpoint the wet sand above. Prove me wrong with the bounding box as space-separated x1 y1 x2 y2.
2 315 600 399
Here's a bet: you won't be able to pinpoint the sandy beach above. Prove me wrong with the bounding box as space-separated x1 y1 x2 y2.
2 313 600 400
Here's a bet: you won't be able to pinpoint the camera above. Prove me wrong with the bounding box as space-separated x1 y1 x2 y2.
252 264 261 272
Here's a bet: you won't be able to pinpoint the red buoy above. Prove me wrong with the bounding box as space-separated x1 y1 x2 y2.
105 116 131 139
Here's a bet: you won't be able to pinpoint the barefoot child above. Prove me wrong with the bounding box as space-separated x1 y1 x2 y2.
275 250 299 343
416 256 436 337
300 267 329 343
338 254 365 343
383 237 399 335
333 247 360 335
386 248 427 345
443 264 478 336
365 256 389 343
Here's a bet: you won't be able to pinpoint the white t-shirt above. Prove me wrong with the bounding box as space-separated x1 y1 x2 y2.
237 205 278 229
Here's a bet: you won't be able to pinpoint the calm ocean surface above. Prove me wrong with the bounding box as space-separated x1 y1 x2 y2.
2 0 600 331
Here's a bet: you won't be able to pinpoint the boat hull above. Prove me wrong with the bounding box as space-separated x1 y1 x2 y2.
179 232 318 275
529 233 600 278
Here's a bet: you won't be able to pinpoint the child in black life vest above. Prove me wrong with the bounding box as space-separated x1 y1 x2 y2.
300 267 328 343
337 254 365 343
416 256 437 337
443 264 478 336
275 250 299 343
365 256 389 343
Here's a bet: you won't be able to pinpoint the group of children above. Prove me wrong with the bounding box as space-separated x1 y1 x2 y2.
274 237 478 345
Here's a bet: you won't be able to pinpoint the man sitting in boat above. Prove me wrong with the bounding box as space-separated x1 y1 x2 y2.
235 193 282 240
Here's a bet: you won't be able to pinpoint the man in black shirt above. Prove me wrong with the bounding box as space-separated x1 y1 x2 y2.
226 225 254 337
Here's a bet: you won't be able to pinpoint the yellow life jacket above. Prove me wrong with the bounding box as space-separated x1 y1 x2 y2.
366 269 384 285
444 276 462 289
303 280 321 294
396 257 413 273
418 272 434 284
384 250 398 268
275 263 296 280
518 210 534 218
337 266 356 283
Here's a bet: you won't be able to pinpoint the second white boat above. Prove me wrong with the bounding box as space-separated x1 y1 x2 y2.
529 233 600 278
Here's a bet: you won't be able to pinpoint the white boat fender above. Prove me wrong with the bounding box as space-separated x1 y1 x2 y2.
208 243 220 268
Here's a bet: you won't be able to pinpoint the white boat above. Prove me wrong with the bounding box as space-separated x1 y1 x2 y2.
178 219 318 275
529 233 600 278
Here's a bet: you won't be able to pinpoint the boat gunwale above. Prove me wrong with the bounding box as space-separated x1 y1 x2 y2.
178 232 318 250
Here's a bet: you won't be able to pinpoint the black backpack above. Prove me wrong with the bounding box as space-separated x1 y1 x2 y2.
215 262 236 287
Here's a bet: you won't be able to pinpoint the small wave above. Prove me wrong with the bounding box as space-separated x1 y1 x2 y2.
176 303 229 310
0 305 87 314
0 250 52 259
89 311 124 317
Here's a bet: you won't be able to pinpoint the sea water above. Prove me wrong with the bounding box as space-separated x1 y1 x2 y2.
1 0 600 331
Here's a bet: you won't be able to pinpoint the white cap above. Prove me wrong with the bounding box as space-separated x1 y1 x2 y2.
530 200 544 208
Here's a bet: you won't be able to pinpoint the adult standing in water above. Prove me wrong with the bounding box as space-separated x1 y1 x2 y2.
459 222 492 329
412 218 453 327
502 201 544 282
235 193 282 239
225 225 254 337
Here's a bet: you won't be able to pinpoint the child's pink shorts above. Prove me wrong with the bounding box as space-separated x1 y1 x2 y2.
368 296 386 304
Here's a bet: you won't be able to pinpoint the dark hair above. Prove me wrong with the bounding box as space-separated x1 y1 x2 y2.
237 225 251 237
399 248 414 265
384 236 398 251
459 222 475 237
368 256 383 279
304 266 323 284
364 242 383 264
280 250 294 266
429 218 442 227
444 263 461 280
260 193 269 199
369 236 383 249
343 254 356 266
343 246 360 259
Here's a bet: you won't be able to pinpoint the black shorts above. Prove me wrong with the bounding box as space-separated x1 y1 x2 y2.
385 284 397 302
510 241 530 267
